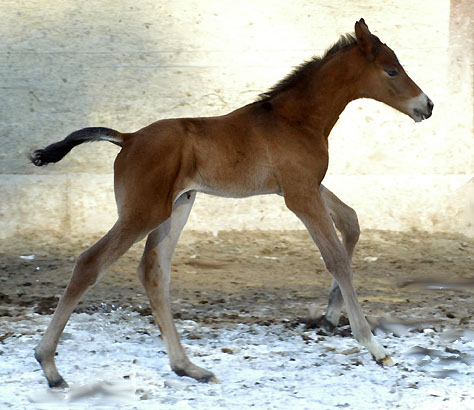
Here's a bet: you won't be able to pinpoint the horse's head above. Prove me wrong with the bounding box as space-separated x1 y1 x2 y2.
354 19 433 122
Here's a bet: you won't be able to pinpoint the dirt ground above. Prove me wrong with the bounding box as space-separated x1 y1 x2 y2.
1 230 473 334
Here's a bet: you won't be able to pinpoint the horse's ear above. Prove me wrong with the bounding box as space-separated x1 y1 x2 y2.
355 18 376 61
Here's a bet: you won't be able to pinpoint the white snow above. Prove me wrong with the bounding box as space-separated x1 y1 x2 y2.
1 310 473 409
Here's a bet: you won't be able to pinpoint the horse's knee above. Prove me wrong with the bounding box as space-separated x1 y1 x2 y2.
70 249 101 289
343 206 360 245
330 203 360 247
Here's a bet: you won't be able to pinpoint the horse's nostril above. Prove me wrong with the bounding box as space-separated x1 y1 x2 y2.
427 98 434 113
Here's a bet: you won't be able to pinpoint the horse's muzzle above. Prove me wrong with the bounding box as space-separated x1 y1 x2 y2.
412 95 433 122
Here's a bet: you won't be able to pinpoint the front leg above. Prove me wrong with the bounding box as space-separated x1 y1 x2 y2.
321 184 360 327
284 187 392 365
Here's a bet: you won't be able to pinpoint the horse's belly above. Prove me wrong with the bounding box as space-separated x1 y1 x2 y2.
190 167 281 199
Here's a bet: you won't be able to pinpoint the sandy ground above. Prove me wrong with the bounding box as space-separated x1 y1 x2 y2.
1 229 473 326
1 229 474 408
1 311 474 409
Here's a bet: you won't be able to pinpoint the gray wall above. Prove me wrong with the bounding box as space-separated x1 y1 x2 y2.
1 0 472 241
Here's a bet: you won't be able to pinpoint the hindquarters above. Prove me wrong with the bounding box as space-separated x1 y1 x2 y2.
112 120 198 231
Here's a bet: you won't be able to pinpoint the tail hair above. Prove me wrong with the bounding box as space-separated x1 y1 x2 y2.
30 127 122 166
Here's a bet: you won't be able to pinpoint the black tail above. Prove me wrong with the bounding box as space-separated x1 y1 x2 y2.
30 127 123 166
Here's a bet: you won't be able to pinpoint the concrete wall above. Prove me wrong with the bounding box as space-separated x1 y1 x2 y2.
1 0 473 241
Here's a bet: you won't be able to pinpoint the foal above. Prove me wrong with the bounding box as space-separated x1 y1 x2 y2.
31 19 432 387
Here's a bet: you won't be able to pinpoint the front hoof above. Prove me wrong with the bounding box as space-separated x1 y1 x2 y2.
173 363 219 384
48 376 69 389
376 355 394 367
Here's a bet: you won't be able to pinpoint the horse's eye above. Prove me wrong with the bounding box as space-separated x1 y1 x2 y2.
385 69 398 77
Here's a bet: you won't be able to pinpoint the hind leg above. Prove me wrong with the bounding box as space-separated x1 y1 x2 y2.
35 220 148 388
137 191 218 383
321 185 360 327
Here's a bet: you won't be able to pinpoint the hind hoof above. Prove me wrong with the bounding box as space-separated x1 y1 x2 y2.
376 355 394 367
205 375 220 384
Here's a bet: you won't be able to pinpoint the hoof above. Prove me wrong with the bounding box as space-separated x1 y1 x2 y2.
203 375 220 384
320 315 337 332
48 376 69 389
173 363 218 384
376 355 394 367
302 315 336 332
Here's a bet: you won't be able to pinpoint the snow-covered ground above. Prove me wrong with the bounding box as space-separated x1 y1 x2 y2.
1 311 473 409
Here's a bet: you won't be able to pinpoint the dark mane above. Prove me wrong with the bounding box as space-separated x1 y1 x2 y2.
257 34 357 102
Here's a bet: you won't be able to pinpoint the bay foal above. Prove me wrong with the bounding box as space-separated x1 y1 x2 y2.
31 19 433 387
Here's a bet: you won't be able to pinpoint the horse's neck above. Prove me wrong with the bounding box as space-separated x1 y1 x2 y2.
275 47 362 138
